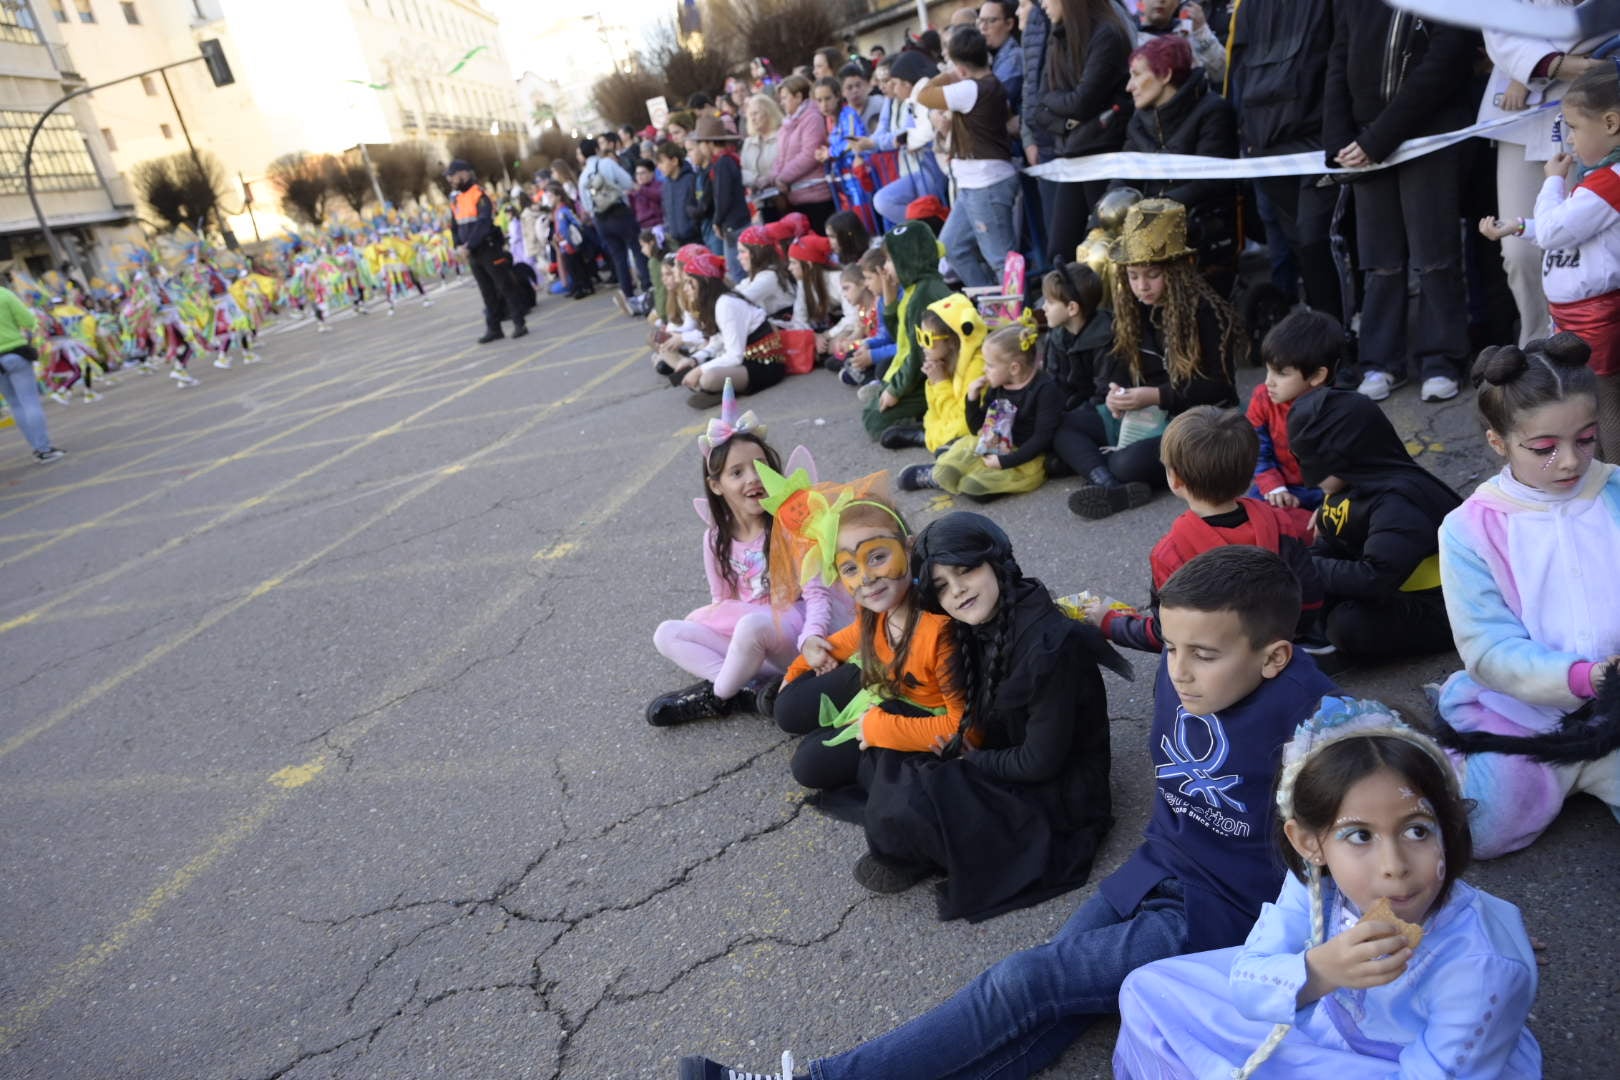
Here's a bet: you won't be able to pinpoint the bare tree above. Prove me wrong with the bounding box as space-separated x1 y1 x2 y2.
646 19 737 105
730 0 842 76
131 150 229 232
268 152 334 227
329 158 373 215
591 68 662 128
445 133 517 186
371 142 436 207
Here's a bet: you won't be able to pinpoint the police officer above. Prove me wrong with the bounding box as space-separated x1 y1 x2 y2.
445 158 530 343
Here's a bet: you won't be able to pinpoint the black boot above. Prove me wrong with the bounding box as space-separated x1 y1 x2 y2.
646 680 732 726
853 852 929 894
1068 467 1152 520
878 423 927 450
477 327 503 344
510 321 528 339
755 677 783 720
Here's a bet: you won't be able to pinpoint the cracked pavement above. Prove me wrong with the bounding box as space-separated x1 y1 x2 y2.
1 285 1614 1079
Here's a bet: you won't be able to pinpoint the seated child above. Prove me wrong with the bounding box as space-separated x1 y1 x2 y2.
1042 261 1118 417
861 221 951 442
680 546 1338 1080
906 322 1062 500
1249 310 1338 515
844 248 896 389
1288 388 1461 660
1434 334 1620 858
827 262 876 381
734 225 798 318
908 294 987 461
648 386 840 724
637 230 668 319
856 512 1130 920
784 232 841 337
1116 698 1542 1079
770 493 966 818
1086 406 1324 655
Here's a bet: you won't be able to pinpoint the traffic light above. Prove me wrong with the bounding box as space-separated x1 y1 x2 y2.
198 39 234 87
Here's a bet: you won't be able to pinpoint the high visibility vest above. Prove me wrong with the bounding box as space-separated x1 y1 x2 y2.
452 184 485 226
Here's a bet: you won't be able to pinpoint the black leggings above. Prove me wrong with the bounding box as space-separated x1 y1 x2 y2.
775 664 932 791
1051 406 1167 488
1324 589 1452 659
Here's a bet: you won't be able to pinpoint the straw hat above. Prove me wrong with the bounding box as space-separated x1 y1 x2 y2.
690 115 742 142
1109 197 1196 265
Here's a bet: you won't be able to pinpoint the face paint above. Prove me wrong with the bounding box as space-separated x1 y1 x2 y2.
1417 798 1435 817
835 536 908 591
1397 787 1414 800
1435 857 1445 884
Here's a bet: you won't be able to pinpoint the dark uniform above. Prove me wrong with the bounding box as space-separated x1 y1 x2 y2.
449 169 530 341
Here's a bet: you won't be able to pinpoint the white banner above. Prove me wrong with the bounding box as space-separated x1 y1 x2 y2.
1027 103 1558 184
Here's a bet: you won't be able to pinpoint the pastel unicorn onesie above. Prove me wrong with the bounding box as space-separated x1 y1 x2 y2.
1436 461 1620 857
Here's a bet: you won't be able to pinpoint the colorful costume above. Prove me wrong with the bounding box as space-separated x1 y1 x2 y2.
824 104 877 234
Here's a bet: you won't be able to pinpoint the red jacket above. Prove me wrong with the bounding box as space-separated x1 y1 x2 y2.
1246 382 1306 494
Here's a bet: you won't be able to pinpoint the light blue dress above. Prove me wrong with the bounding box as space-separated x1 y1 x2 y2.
1114 875 1542 1078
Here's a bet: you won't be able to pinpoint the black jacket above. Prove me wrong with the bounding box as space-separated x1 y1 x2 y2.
1031 18 1133 159
1288 389 1461 600
1125 298 1239 416
1322 0 1481 165
693 152 750 234
1228 0 1333 155
1046 311 1120 411
1116 68 1238 214
661 162 700 245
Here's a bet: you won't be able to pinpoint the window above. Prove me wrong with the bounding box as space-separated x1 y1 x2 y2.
100 126 116 150
74 0 95 23
121 1 138 24
50 0 68 22
140 74 156 95
0 110 101 194
160 122 173 138
1 1 42 42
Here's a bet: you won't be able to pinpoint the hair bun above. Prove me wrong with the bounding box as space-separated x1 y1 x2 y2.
1471 345 1528 389
1535 331 1594 370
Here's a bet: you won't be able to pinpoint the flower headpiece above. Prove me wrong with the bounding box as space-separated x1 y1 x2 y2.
1275 696 1459 821
990 307 1040 353
698 379 765 462
758 466 897 608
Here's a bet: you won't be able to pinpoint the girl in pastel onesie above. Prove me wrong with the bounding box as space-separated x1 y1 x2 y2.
1115 697 1542 1079
1434 333 1620 858
647 383 841 726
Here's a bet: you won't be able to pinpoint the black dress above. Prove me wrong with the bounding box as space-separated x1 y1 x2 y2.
860 580 1130 922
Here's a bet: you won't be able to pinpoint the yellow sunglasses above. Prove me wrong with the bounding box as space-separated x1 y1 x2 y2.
916 328 941 350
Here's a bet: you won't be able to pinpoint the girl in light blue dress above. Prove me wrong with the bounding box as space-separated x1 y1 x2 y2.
1114 697 1542 1079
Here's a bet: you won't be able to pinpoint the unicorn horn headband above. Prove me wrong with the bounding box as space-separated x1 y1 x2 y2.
698 378 766 462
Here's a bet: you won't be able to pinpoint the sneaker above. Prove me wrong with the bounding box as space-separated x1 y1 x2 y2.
686 388 725 410
242 352 261 364
856 380 885 405
646 680 731 726
386 306 397 316
213 356 232 369
1067 481 1152 520
48 390 70 405
838 363 864 387
80 390 100 403
421 298 434 308
897 463 939 491
317 323 333 334
1355 370 1406 402
1420 375 1459 402
174 372 199 387
612 291 633 317
1297 633 1336 656
853 852 929 894
34 447 66 464
678 1051 797 1080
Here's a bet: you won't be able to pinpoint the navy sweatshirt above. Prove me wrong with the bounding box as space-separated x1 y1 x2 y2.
1099 651 1337 952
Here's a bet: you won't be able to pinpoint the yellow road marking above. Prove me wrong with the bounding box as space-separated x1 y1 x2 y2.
266 759 326 789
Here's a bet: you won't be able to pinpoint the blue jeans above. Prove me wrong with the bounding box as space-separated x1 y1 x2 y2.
873 164 948 229
941 172 1021 290
809 881 1187 1080
0 351 51 454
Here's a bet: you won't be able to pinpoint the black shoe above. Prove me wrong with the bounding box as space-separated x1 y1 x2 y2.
678 1054 797 1080
654 359 674 376
756 677 783 720
726 685 758 715
853 853 929 894
1068 479 1152 520
510 323 528 339
646 680 730 726
878 424 927 450
897 463 939 491
666 365 693 387
477 329 503 344
686 388 725 409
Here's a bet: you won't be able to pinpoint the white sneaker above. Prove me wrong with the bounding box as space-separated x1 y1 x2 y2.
1355 370 1404 401
317 323 332 334
857 379 885 405
242 352 260 364
49 390 70 405
213 356 232 369
386 306 397 316
421 298 434 308
1420 375 1459 402
174 372 198 387
81 390 100 403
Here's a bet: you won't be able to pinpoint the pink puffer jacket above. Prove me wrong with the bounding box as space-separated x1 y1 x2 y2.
772 101 832 206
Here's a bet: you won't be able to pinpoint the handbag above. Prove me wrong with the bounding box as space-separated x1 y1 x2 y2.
779 328 818 375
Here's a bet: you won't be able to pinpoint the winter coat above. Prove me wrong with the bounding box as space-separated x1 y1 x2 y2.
1120 298 1239 415
661 161 701 245
773 100 832 206
1114 68 1238 257
1045 310 1120 412
1227 0 1333 155
1030 17 1133 159
1322 0 1481 166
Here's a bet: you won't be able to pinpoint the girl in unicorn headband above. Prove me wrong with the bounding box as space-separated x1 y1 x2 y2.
647 381 848 727
1115 696 1542 1078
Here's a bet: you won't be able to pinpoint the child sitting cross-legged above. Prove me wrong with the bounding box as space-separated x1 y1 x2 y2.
1249 310 1340 518
1115 698 1542 1078
901 320 1062 500
678 546 1338 1080
1083 406 1326 656
908 295 987 464
826 262 876 381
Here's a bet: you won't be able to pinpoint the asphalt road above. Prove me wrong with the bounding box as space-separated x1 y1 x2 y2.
1 282 1614 1079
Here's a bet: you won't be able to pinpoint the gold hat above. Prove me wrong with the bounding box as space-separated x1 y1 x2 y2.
1109 197 1196 265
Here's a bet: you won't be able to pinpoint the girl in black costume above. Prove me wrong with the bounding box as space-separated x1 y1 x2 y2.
856 512 1132 921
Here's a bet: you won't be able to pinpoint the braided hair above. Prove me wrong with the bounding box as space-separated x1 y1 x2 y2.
911 512 1022 755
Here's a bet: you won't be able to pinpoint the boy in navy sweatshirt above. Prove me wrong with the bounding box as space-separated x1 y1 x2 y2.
680 546 1338 1080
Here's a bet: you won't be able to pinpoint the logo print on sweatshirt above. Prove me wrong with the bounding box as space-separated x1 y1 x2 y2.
1157 707 1246 812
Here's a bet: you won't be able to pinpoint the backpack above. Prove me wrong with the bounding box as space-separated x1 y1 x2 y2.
585 164 626 214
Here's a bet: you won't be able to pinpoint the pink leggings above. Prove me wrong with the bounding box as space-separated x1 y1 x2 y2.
653 611 801 699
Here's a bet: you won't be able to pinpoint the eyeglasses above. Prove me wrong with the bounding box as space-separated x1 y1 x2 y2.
915 328 939 349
